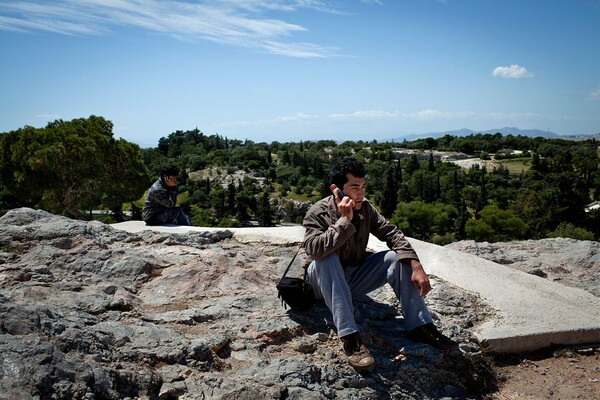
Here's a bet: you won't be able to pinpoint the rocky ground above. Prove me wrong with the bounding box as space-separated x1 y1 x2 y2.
446 239 600 298
0 208 598 399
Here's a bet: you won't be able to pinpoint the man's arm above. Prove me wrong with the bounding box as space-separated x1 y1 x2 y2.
368 204 419 261
367 204 431 296
302 199 356 260
149 185 177 208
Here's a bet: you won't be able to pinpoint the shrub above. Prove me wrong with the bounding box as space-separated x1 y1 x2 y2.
218 217 242 228
190 206 218 227
465 204 528 242
432 233 457 246
548 222 595 241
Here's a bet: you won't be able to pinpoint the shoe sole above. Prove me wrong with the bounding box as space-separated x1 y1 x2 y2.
348 360 375 370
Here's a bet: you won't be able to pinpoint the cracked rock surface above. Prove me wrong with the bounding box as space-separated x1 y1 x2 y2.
446 239 600 298
1 208 497 399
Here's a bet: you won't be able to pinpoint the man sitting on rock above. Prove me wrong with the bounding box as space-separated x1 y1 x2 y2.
302 157 457 370
142 164 191 226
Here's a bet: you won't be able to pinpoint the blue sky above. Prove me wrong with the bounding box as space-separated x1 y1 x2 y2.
1 0 599 148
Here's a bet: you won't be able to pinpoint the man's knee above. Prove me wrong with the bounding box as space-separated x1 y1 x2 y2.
383 250 397 264
311 253 343 271
308 253 345 283
307 253 350 301
384 251 408 281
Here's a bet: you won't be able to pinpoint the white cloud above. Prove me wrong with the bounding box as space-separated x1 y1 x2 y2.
212 108 579 131
411 109 476 120
414 109 445 120
213 112 321 128
276 109 477 122
318 109 477 122
269 112 321 123
36 113 61 121
492 64 534 79
329 110 401 120
0 0 341 57
588 84 600 100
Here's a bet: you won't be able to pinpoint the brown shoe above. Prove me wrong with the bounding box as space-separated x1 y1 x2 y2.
341 332 375 370
407 323 459 350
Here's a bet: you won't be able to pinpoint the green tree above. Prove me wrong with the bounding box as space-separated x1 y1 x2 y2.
235 188 255 225
381 165 398 218
209 186 227 219
405 154 421 175
510 189 547 238
548 222 595 241
390 201 458 241
189 205 218 226
428 152 435 172
257 191 275 227
227 183 236 214
100 139 150 220
465 204 528 242
0 116 149 219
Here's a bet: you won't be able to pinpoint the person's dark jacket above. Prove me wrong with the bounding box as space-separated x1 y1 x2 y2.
302 195 419 267
142 178 177 222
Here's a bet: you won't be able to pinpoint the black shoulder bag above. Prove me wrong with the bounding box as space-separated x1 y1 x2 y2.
276 246 315 310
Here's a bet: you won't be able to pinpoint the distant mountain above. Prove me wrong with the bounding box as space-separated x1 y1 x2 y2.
388 127 564 142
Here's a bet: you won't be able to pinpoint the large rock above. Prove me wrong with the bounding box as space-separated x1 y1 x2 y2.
446 239 600 297
1 208 494 399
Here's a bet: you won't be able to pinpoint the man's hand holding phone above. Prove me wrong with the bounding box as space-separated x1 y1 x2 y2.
331 184 353 220
164 175 177 187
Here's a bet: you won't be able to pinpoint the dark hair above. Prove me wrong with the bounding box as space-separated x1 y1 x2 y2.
328 157 365 189
160 164 179 179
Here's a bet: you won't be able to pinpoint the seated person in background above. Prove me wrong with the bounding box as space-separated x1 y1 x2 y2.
142 164 191 226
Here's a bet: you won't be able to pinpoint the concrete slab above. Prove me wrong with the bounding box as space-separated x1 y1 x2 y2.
370 238 600 353
111 221 600 353
111 221 306 245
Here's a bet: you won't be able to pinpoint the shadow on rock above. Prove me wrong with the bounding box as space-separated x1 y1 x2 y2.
283 295 495 399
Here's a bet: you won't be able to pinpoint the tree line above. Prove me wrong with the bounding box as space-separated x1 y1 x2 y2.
1 116 598 243
0 116 150 220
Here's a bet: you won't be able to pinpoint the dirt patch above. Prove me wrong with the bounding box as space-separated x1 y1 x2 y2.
485 345 600 399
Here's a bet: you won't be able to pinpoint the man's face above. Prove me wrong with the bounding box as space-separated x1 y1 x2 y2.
163 175 177 187
342 173 366 210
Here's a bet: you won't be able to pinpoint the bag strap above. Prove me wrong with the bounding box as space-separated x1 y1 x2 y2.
280 244 302 280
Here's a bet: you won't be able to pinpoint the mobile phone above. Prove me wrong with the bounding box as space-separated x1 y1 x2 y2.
335 187 345 199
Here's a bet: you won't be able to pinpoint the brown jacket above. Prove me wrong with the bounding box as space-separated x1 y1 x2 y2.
302 195 419 267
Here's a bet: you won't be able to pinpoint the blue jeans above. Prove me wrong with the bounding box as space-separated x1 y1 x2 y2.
145 207 191 226
306 251 432 337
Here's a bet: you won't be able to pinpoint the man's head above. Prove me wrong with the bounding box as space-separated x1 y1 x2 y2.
328 157 365 189
328 157 366 210
160 164 179 187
